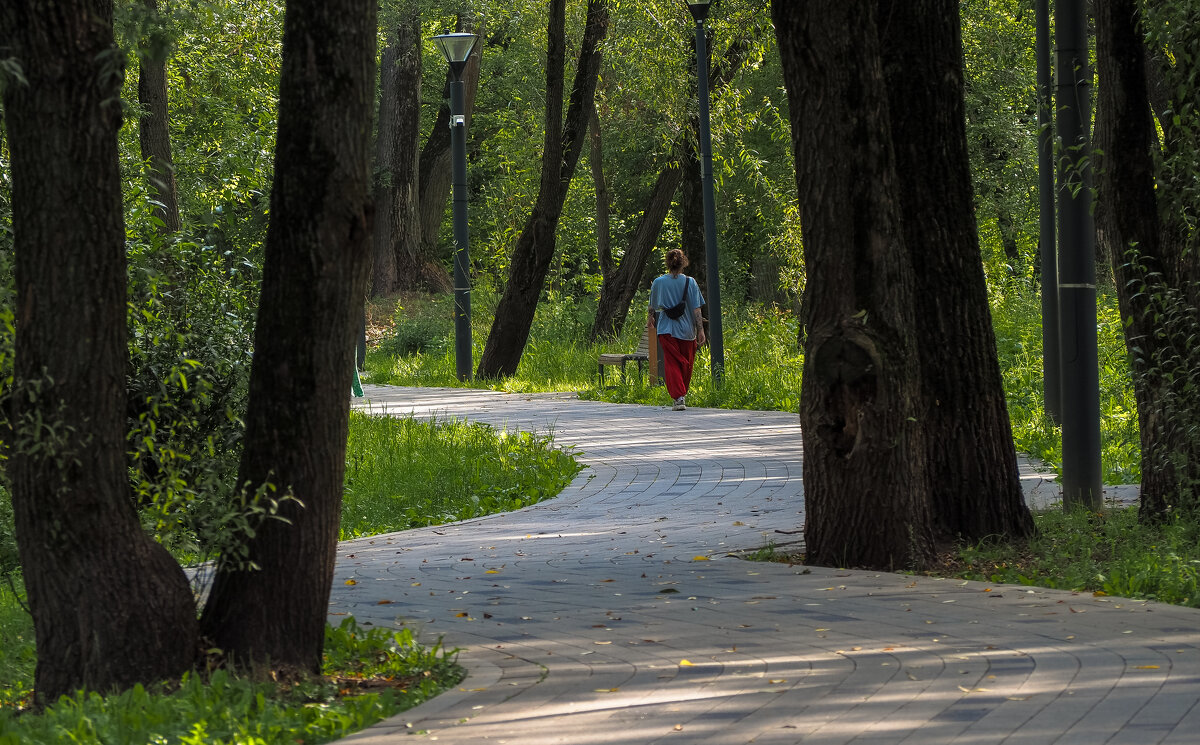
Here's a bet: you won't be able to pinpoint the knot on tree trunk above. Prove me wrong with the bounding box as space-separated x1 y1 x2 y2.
808 324 880 458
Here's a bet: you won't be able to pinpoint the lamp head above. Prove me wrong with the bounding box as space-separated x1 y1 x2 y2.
433 32 479 77
686 0 715 23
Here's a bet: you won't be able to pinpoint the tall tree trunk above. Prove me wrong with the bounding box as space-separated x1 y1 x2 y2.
477 0 608 378
589 103 613 280
2 0 197 703
137 0 182 233
1095 0 1200 517
200 0 375 670
417 13 481 289
773 0 932 569
372 11 422 296
591 161 684 340
879 0 1033 543
677 28 706 288
678 143 707 289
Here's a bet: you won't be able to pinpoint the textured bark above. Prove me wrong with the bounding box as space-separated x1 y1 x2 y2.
200 0 375 669
677 25 706 288
477 0 608 378
773 0 932 569
591 162 684 341
589 103 613 280
1095 0 1200 517
878 0 1033 543
417 13 481 284
2 0 197 703
372 12 422 296
137 0 181 233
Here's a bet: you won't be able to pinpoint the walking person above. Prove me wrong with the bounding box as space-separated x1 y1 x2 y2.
649 249 706 410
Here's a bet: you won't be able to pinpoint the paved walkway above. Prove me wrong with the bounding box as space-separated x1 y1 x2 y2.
334 386 1190 745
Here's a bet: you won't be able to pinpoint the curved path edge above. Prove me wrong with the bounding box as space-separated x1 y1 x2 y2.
332 387 1189 745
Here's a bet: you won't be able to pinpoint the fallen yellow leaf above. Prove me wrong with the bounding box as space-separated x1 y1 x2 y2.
455 612 469 618
594 687 620 692
485 570 499 574
693 556 710 561
1135 665 1160 670
679 659 695 666
343 579 357 585
1093 590 1108 597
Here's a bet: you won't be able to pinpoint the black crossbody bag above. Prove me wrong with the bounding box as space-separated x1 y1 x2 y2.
662 276 691 320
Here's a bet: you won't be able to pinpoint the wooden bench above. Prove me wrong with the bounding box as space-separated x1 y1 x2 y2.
598 326 657 385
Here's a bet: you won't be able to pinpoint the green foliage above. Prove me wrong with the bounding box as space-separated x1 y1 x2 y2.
367 292 803 412
961 0 1040 283
125 200 263 564
0 614 461 745
954 507 1200 607
989 284 1139 484
0 582 33 711
342 411 583 538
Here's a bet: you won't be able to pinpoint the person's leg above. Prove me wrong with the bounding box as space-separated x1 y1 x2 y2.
678 339 697 393
658 334 686 400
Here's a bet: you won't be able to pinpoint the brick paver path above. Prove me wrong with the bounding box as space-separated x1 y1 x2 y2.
335 387 1192 745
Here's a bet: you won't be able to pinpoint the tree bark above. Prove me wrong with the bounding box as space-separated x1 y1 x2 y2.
200 0 375 670
137 0 182 233
878 0 1033 543
417 13 481 290
477 0 609 378
591 161 684 340
1095 0 1200 517
589 103 613 280
773 0 933 569
372 11 422 296
2 0 197 703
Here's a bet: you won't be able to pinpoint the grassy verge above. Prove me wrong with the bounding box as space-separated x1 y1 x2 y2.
0 587 460 743
342 410 584 539
0 408 581 742
948 506 1200 606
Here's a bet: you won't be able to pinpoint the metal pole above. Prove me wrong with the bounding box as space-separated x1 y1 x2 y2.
1055 0 1102 510
449 75 473 382
1036 0 1060 424
694 17 724 384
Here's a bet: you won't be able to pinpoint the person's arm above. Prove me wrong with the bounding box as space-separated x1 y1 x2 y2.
693 306 706 345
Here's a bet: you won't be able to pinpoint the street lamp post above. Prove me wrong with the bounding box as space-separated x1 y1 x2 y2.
433 32 479 382
686 0 724 385
1054 0 1101 509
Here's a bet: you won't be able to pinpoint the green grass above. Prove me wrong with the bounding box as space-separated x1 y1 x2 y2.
990 286 1140 484
367 290 804 412
367 286 1140 481
953 506 1200 607
342 411 584 538
0 593 460 744
0 405 582 741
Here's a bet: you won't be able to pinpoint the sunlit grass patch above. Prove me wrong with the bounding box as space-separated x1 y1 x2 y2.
342 412 584 539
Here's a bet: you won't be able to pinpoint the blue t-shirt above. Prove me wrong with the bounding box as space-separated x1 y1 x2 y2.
649 273 705 340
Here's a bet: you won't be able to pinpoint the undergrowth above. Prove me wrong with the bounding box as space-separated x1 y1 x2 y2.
952 506 1200 607
0 591 460 745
